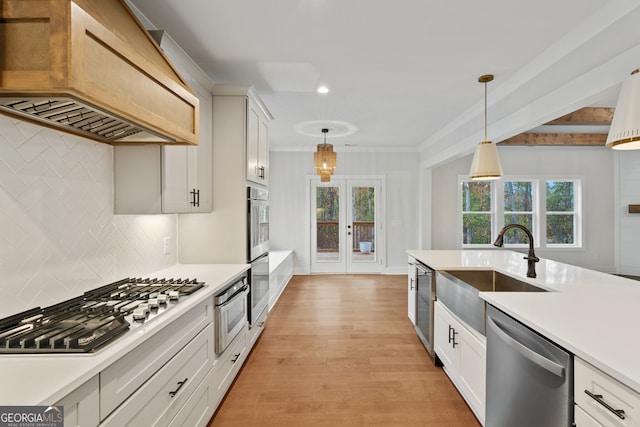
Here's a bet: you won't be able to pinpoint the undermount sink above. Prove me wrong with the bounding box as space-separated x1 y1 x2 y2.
436 270 546 336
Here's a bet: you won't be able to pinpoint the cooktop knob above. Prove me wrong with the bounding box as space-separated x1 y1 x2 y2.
132 308 146 321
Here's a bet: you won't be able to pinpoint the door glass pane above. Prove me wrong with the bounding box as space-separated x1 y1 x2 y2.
316 186 340 262
352 186 375 261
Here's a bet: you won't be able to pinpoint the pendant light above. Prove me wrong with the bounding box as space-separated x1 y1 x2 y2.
469 74 503 180
314 128 337 182
606 68 640 150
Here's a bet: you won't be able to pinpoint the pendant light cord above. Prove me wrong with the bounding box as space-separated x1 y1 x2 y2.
478 74 493 142
484 81 487 141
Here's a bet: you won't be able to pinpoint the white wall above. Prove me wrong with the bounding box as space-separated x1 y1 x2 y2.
617 151 640 275
270 151 419 274
430 145 616 272
0 116 177 318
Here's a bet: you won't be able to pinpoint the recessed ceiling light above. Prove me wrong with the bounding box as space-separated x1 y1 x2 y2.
317 85 329 94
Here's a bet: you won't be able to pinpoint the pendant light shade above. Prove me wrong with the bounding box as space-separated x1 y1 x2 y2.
314 128 336 182
469 74 503 180
606 68 640 150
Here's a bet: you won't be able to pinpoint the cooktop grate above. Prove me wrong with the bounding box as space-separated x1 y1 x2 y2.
0 277 205 353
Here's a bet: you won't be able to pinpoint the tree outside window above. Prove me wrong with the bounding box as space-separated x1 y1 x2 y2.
462 181 493 245
460 176 581 249
503 181 534 244
546 181 576 245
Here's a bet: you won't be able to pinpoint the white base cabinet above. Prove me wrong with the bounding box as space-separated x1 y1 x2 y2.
56 375 99 427
574 357 640 426
576 406 606 427
248 307 267 348
407 256 417 324
269 250 293 311
434 301 486 424
55 292 263 427
211 326 249 409
101 324 214 427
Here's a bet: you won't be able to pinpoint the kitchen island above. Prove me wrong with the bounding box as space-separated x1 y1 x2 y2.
0 263 249 423
407 250 640 403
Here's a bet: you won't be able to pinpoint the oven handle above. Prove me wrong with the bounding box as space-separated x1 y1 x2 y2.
217 285 249 308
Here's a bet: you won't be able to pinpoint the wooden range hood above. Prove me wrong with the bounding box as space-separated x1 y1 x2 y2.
0 0 199 145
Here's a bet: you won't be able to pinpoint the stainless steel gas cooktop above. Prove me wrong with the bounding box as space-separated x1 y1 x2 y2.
0 277 205 354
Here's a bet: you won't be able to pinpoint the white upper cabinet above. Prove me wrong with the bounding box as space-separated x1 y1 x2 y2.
162 77 213 213
245 97 270 185
114 31 213 214
212 85 272 187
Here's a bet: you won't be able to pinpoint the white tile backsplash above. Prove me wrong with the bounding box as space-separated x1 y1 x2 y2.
0 115 177 318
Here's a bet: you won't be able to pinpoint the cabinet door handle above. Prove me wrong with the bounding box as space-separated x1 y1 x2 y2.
409 277 414 290
190 189 200 207
169 378 188 398
584 390 626 420
448 325 458 348
258 165 266 179
231 353 241 363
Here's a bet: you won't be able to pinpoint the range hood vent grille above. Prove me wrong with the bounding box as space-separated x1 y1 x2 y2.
0 97 175 143
0 0 198 145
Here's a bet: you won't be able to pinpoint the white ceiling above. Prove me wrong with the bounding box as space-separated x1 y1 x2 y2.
128 0 639 157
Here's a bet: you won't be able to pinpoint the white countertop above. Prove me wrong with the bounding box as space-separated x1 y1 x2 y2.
407 249 640 393
0 263 249 406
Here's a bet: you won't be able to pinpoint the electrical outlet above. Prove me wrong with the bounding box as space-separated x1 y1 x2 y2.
163 236 171 255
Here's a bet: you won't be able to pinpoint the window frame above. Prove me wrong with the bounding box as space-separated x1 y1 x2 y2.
544 178 582 249
458 175 583 250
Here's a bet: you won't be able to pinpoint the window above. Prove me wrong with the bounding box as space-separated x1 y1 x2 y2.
546 180 579 246
461 181 493 245
503 181 535 244
459 176 582 249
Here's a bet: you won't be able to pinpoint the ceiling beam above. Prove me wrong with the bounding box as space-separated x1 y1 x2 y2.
544 107 614 125
498 133 607 146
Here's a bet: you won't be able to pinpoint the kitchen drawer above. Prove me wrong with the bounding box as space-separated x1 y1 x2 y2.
168 369 215 427
576 405 604 427
211 325 248 407
100 299 212 420
102 323 214 427
56 375 99 427
575 357 640 426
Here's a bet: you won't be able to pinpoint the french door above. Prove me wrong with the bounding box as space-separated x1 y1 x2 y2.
310 177 382 273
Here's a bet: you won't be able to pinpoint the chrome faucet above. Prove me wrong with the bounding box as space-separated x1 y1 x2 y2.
493 224 540 278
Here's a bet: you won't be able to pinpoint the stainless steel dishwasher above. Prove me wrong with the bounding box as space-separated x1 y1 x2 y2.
486 305 573 427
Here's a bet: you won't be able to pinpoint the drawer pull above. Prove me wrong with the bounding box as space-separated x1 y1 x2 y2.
231 353 241 363
169 378 188 398
584 390 626 420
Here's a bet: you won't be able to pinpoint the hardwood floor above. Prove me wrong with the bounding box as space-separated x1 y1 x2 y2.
208 274 481 427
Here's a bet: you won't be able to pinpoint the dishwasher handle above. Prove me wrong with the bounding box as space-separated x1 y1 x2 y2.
487 315 565 378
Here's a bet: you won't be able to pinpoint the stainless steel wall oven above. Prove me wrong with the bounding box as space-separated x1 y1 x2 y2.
247 186 269 327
